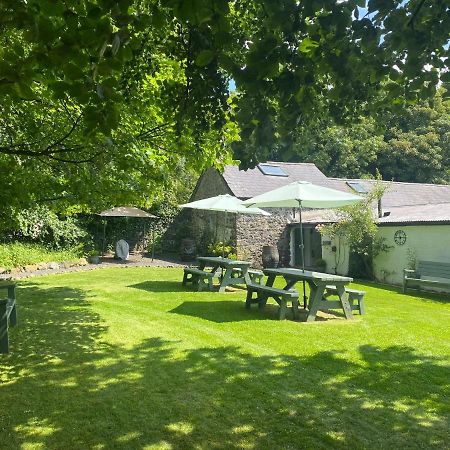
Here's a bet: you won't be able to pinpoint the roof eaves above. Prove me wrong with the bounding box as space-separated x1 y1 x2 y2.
377 220 450 226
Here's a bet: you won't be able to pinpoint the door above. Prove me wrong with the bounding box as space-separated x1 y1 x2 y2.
294 226 322 268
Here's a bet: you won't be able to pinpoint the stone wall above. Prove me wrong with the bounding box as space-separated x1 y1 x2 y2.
188 168 236 253
236 210 292 268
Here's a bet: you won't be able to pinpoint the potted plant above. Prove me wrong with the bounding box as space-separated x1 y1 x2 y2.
86 249 101 264
314 258 327 273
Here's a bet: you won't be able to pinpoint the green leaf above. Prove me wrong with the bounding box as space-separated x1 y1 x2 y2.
298 38 319 54
195 50 215 67
13 82 37 100
440 71 450 83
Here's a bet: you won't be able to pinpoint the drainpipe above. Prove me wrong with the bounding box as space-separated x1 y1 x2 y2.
377 197 383 219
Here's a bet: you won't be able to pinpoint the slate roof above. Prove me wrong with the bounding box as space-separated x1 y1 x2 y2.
325 178 450 208
222 162 329 199
378 203 450 225
220 163 450 225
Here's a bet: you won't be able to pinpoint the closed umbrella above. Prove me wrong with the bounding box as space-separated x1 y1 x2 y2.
243 181 362 306
180 194 270 258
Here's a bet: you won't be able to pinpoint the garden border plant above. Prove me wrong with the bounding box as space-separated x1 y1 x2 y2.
319 181 392 279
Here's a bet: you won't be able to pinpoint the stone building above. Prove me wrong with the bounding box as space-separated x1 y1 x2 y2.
184 161 450 283
187 162 331 268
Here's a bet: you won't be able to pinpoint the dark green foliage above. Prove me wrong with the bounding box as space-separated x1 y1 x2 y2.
290 92 450 183
207 241 237 259
2 0 449 174
7 206 88 250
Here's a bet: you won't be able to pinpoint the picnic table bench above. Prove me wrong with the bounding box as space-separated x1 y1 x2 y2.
0 284 17 353
246 283 299 320
182 256 253 292
183 267 218 291
404 261 450 293
324 285 366 315
263 268 354 322
232 267 264 284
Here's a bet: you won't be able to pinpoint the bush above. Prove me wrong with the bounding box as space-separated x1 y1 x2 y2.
0 242 84 270
14 206 88 249
314 258 327 272
207 242 237 259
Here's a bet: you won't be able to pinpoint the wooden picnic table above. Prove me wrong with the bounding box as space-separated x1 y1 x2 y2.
263 268 354 322
197 256 252 292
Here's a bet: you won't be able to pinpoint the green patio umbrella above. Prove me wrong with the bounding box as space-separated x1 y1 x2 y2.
180 194 270 258
243 181 362 306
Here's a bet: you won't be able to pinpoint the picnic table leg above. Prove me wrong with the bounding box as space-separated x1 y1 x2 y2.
219 267 233 292
335 285 354 319
266 274 276 287
292 298 299 320
7 286 17 326
306 285 325 322
0 299 9 353
242 266 252 285
277 297 287 320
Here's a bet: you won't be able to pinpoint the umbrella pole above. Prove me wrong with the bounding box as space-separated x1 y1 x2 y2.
222 211 226 259
220 211 227 280
152 224 155 261
298 201 307 309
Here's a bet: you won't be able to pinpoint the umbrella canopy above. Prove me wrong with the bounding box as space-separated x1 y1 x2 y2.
242 181 362 209
98 206 158 218
180 194 270 216
97 206 158 260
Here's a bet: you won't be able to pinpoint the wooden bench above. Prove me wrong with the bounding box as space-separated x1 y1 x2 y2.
232 268 264 284
325 285 366 315
182 267 218 292
246 283 299 320
404 260 450 293
0 284 17 354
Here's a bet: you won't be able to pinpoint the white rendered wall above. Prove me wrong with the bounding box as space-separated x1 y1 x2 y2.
374 225 450 285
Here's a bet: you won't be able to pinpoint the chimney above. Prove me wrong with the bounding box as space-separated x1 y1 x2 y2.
377 197 383 218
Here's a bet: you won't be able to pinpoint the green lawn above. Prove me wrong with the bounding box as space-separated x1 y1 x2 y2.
1 268 449 449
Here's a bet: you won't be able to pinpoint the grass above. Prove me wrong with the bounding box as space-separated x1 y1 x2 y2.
0 242 83 270
1 267 449 449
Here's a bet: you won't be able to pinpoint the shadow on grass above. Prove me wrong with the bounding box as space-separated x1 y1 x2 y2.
355 280 450 304
170 301 281 322
127 280 185 293
170 301 342 323
129 280 247 295
1 282 449 449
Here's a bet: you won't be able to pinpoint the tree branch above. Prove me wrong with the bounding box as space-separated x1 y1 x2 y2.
407 0 427 28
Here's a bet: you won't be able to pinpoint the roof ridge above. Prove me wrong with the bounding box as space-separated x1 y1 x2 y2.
328 177 450 188
265 161 318 166
387 201 450 208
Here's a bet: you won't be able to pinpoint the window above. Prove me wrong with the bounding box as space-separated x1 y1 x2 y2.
258 164 289 177
346 181 367 194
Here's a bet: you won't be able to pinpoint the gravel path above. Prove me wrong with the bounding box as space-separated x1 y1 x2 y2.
0 256 186 281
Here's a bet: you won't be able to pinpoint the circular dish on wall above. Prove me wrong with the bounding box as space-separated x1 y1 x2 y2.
394 229 407 246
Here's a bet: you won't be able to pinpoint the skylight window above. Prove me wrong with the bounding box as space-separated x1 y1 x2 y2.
258 164 288 177
347 181 367 194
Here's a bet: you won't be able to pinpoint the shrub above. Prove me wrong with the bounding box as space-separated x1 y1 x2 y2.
207 241 237 259
14 206 88 249
0 242 84 270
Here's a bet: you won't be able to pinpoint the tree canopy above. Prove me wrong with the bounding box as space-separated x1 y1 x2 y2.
286 91 450 183
1 0 449 213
